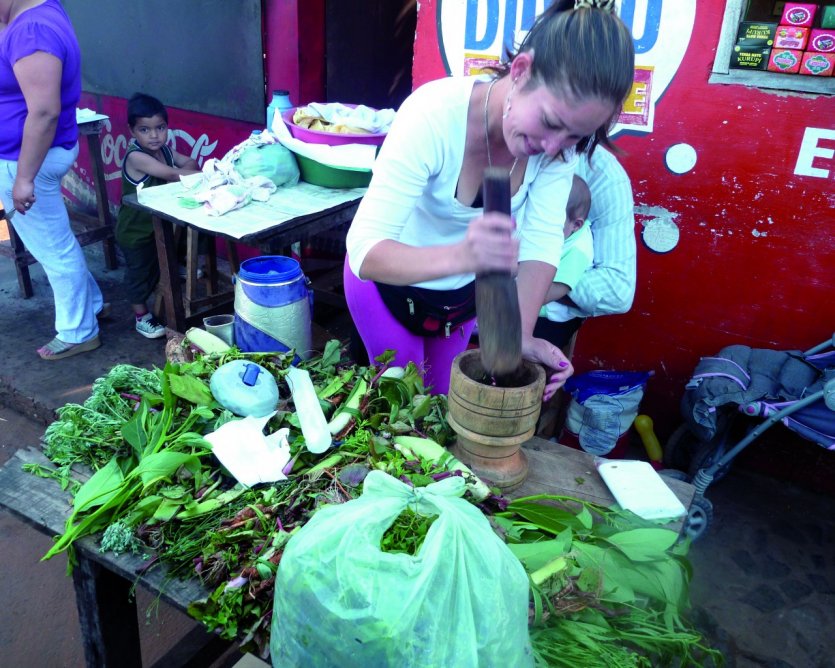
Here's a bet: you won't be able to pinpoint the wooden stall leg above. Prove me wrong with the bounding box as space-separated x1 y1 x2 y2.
184 228 200 317
71 554 142 668
85 132 118 270
205 236 219 295
225 240 240 275
2 216 34 298
153 216 187 333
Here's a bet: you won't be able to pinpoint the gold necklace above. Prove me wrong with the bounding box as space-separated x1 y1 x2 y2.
484 78 518 178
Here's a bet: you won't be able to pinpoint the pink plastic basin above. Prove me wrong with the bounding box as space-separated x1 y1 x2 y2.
282 107 387 146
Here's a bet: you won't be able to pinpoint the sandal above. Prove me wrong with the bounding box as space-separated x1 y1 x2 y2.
37 335 101 361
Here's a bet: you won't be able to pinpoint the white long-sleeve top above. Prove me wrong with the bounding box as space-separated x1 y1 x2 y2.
545 147 636 321
346 76 576 291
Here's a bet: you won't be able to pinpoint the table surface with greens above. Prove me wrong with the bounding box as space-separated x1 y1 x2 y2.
27 341 721 666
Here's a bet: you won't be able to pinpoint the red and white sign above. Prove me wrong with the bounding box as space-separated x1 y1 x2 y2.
434 0 696 135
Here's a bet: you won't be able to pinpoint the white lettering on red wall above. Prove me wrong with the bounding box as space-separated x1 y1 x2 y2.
794 127 835 178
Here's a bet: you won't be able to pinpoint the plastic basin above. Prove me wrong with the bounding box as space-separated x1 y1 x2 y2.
293 153 371 189
281 107 386 147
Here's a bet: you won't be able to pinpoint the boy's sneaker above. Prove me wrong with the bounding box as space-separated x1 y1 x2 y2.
136 313 166 339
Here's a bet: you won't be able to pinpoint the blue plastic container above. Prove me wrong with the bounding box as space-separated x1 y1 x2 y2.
234 256 313 358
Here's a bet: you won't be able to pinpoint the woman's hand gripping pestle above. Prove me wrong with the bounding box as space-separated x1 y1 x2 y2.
476 167 522 378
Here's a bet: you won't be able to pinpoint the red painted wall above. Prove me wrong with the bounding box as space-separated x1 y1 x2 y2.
414 2 835 484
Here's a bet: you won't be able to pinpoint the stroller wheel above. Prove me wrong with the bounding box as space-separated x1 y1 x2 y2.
683 496 713 541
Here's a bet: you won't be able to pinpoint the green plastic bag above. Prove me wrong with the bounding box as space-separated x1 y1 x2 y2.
234 143 299 187
270 471 533 667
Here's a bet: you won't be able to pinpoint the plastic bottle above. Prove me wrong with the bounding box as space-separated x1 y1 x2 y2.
266 89 293 132
634 414 663 462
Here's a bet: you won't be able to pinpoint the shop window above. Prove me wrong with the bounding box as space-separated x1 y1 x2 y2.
710 0 834 94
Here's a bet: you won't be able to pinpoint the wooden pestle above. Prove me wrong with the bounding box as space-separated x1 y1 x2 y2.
476 167 522 377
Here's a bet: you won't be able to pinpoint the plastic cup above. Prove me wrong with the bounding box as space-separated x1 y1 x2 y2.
203 314 235 346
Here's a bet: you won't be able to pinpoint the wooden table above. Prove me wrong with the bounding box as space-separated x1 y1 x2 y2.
0 117 118 298
0 437 694 666
121 180 364 334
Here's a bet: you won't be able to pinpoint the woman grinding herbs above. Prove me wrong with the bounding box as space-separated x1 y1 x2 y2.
344 0 634 399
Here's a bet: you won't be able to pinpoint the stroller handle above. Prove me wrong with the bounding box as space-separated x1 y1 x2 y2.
805 333 835 356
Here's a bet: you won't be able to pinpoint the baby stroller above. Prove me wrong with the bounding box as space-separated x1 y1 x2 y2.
662 334 835 539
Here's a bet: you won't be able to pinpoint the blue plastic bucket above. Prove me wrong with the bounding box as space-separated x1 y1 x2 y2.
233 256 313 358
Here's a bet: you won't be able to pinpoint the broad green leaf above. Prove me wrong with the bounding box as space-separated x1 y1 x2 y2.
316 368 352 399
320 339 341 369
121 404 148 454
168 374 213 406
161 364 175 409
507 500 584 535
131 494 163 512
508 540 559 566
574 540 686 615
606 528 678 562
573 542 636 602
142 392 164 406
508 538 570 572
133 451 198 487
123 494 162 525
649 558 688 610
576 505 593 530
152 498 183 522
143 407 173 456
159 484 188 500
72 458 125 512
411 394 432 420
492 515 515 531
388 420 412 434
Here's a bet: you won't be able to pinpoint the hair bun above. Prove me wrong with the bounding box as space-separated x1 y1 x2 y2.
574 0 617 12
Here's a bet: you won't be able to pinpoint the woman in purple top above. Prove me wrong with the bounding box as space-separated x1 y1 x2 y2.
0 0 105 359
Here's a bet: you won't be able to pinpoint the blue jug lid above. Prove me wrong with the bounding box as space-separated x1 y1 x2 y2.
238 255 302 284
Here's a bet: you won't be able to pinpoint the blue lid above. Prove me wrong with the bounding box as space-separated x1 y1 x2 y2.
238 255 302 284
565 370 653 402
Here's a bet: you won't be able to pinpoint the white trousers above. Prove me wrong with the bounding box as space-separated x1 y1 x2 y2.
1 144 103 343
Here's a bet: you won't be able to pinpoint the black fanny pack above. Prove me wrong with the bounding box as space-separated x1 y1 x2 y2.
374 281 476 337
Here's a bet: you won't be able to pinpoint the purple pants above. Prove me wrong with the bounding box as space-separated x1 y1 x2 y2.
343 258 475 394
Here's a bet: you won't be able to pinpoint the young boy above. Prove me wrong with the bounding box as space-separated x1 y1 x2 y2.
541 175 594 312
115 93 201 338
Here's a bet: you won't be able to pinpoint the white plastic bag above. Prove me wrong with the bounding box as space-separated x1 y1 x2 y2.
270 471 533 667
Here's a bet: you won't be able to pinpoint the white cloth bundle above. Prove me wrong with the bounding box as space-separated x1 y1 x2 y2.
301 103 395 134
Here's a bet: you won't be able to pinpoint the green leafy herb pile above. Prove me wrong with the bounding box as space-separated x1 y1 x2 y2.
35 342 457 656
32 341 719 664
497 496 723 667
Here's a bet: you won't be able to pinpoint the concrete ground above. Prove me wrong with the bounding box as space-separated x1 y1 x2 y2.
1 237 834 667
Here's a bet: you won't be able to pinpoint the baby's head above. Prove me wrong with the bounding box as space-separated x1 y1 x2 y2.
563 175 591 239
